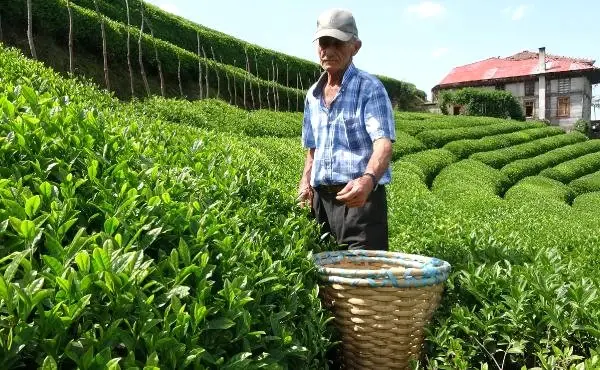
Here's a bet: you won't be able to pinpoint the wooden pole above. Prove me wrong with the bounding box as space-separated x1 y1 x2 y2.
93 0 110 90
255 53 262 109
197 32 203 99
148 22 165 97
124 0 134 97
286 64 290 111
296 72 300 111
178 55 183 97
222 56 232 104
233 59 237 106
138 1 150 97
275 63 280 111
211 46 220 99
67 0 74 75
26 0 37 59
245 48 255 109
202 46 209 98
266 67 271 109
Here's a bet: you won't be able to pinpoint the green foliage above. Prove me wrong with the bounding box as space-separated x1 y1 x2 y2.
69 0 321 87
432 159 508 204
505 176 574 205
392 131 427 160
438 87 525 120
501 139 600 185
540 151 600 184
574 118 590 137
398 149 457 186
4 0 305 109
471 132 588 169
569 170 600 197
572 191 600 213
394 112 506 136
4 0 425 110
416 122 543 149
4 43 600 370
135 97 303 137
0 46 333 369
443 127 564 159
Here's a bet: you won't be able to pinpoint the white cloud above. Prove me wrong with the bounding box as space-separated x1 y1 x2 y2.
504 4 530 21
431 47 449 58
406 1 445 18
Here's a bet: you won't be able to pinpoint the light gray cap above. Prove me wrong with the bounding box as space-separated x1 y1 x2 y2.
314 8 358 42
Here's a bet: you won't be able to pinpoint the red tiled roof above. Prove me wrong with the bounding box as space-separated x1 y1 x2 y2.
435 50 599 89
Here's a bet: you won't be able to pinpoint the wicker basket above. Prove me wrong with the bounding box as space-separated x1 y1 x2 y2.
313 250 451 370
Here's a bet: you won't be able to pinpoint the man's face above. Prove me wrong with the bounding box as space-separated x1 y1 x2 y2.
317 36 361 74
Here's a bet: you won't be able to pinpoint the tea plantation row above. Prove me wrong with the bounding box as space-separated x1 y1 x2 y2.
1 46 600 369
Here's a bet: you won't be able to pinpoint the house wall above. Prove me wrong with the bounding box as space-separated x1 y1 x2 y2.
435 76 593 123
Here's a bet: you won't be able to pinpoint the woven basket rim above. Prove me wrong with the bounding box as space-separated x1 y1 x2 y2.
313 250 451 288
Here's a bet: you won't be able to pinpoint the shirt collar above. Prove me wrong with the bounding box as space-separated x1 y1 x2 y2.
312 62 357 98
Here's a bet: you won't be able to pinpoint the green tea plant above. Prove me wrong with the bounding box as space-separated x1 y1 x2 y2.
443 127 564 159
416 122 543 149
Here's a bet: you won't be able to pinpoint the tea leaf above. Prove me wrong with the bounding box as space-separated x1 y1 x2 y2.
41 355 58 370
25 195 41 218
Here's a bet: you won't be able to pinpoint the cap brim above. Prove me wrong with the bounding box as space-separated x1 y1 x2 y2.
313 28 353 42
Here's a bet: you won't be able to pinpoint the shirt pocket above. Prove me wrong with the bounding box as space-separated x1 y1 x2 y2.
343 116 365 150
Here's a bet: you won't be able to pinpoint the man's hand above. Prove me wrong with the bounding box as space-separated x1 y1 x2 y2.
335 175 374 208
297 181 313 208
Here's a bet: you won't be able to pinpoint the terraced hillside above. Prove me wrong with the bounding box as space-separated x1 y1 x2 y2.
1 0 426 109
1 46 600 369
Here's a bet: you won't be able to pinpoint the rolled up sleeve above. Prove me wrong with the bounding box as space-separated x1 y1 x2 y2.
364 82 396 143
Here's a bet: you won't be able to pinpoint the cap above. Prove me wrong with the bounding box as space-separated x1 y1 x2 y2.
314 8 358 42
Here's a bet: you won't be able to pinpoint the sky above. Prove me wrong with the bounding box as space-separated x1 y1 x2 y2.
144 0 600 116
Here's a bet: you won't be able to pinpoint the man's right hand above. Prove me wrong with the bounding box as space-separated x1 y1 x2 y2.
297 181 313 208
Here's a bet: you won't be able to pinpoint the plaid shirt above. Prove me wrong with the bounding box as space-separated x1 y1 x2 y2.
302 63 396 187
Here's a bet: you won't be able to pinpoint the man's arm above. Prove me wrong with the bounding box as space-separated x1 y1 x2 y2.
297 148 315 207
336 138 392 208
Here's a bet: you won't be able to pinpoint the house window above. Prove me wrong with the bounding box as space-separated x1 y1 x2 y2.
525 81 535 96
558 78 571 94
525 101 534 117
453 105 461 115
557 97 570 117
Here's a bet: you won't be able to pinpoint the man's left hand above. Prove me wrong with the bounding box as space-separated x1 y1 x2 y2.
335 175 374 208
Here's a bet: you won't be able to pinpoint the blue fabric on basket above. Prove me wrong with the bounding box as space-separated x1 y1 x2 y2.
312 249 451 288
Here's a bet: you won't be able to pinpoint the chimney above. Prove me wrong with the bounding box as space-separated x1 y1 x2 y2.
539 47 546 73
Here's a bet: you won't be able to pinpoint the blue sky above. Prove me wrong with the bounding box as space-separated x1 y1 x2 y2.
145 0 599 113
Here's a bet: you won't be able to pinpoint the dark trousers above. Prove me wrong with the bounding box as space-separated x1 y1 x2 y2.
312 185 389 251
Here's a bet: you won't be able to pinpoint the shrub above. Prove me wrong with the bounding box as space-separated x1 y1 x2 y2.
416 122 543 149
504 176 574 204
398 149 457 186
500 139 600 185
540 151 600 184
471 132 588 169
569 170 600 197
438 87 525 120
444 126 564 159
391 131 427 160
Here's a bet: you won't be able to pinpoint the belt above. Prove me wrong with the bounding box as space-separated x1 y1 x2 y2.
316 184 346 194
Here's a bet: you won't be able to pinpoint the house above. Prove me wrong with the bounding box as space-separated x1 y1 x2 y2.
432 47 600 130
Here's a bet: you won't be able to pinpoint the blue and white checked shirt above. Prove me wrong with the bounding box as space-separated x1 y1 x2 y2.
302 63 396 188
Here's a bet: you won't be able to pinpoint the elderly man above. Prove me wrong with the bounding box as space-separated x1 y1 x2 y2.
298 8 396 251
